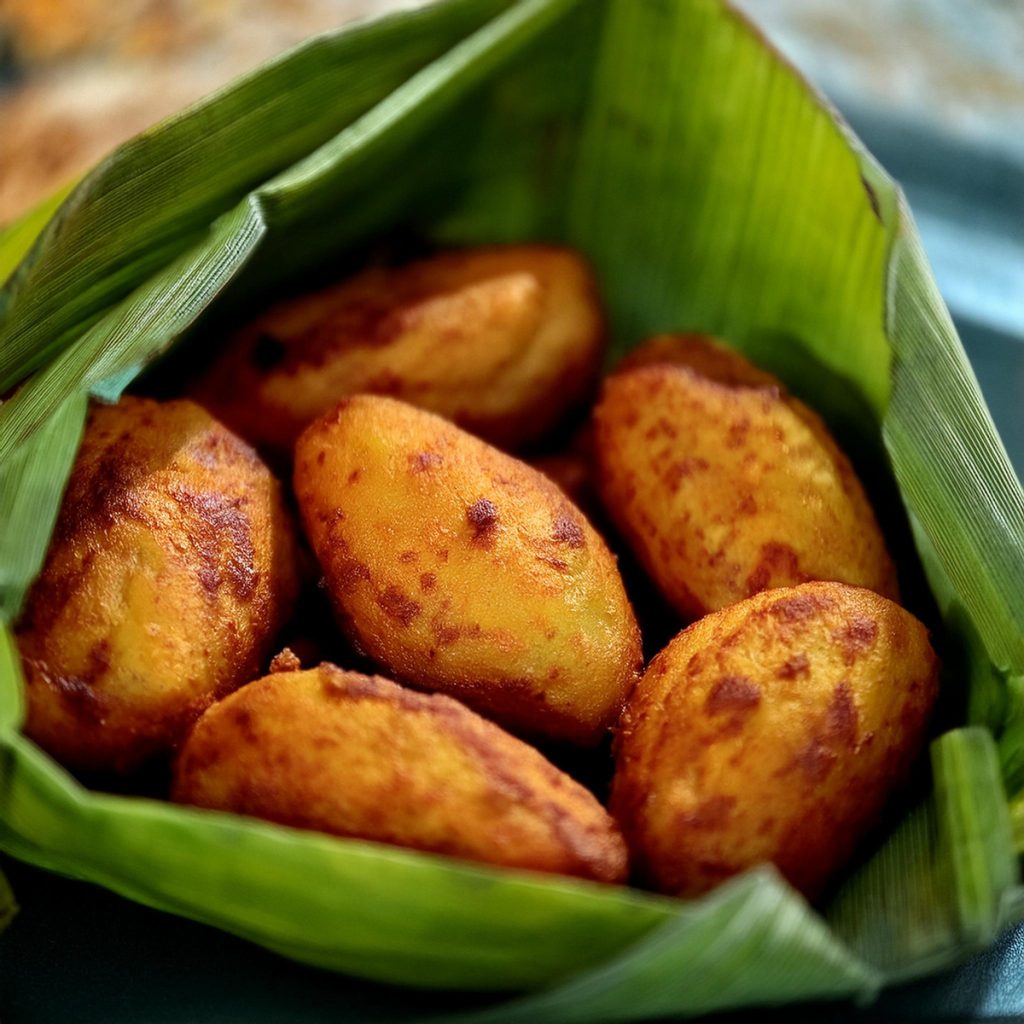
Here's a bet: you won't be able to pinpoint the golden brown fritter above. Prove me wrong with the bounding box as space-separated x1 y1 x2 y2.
611 582 938 898
294 395 642 746
17 397 299 773
173 663 629 883
593 334 898 619
194 245 605 456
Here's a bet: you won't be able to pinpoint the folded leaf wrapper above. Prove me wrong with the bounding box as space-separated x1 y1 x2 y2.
1 0 1023 1017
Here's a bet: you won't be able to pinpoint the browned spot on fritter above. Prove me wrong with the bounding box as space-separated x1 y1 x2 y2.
768 590 823 623
680 795 735 830
316 450 326 466
335 558 371 592
537 555 569 572
745 542 803 596
398 550 419 564
794 738 836 783
348 468 362 485
319 665 391 701
409 451 443 472
318 666 459 720
826 682 858 749
644 417 678 441
726 418 751 449
466 498 499 547
736 493 758 516
663 458 709 493
702 675 762 737
230 706 259 743
56 436 149 542
777 653 810 679
419 572 437 593
170 488 257 600
264 298 408 376
835 616 879 664
433 622 461 646
191 430 263 472
320 507 346 531
87 638 111 677
552 512 585 548
376 586 421 626
44 667 108 724
705 675 761 716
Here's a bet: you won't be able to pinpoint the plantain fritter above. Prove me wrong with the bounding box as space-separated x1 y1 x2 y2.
611 581 938 898
293 395 642 746
194 245 605 456
593 333 898 619
16 397 299 773
174 663 629 883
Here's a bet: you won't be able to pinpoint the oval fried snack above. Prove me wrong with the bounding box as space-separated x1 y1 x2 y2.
174 664 628 883
593 334 898 619
294 395 642 745
17 397 299 773
194 245 604 455
611 581 938 898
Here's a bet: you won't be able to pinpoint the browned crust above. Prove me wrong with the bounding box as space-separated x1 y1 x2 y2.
610 582 938 898
17 397 299 773
174 665 628 884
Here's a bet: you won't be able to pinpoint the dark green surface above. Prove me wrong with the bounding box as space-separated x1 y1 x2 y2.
2 854 1023 1024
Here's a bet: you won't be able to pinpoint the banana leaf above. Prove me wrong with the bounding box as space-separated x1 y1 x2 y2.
1 0 1023 1018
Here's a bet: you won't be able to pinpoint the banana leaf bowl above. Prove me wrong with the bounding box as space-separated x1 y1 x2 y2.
1 1 1022 1019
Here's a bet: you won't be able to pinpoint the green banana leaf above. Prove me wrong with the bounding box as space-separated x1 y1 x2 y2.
1 0 1023 1018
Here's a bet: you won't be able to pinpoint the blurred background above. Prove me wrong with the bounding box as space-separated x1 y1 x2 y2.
1 1 1022 1020
1 0 1021 473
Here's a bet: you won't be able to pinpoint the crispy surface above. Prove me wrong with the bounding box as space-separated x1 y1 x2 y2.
195 245 605 456
17 397 299 773
294 396 642 745
174 664 629 882
611 582 938 898
593 334 898 618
